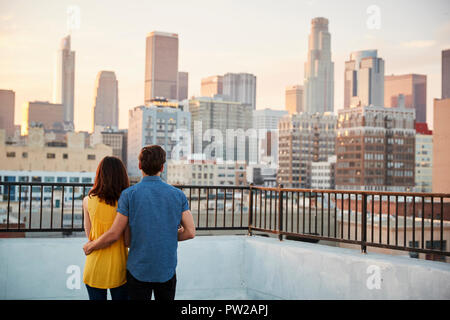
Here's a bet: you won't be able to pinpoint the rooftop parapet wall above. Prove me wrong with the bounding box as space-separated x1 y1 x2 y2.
0 236 449 300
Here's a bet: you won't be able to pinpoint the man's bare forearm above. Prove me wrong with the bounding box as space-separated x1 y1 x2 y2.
83 212 128 256
90 230 120 251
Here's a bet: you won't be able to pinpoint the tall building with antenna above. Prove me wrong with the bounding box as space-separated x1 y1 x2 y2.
53 35 75 126
303 17 334 114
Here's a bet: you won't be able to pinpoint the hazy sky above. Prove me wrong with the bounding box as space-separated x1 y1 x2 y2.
1 0 449 131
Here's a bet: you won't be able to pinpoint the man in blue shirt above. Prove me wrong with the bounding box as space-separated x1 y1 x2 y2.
83 145 196 300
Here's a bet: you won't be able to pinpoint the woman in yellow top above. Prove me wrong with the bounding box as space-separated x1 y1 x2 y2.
82 156 130 300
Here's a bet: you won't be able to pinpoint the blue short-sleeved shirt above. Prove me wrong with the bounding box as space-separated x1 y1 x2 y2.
117 175 189 282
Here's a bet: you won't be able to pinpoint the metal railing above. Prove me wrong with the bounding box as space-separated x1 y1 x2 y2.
0 181 449 258
0 182 250 233
248 185 450 258
175 185 249 231
0 182 91 232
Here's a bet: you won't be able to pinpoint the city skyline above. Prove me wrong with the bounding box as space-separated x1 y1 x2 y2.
1 0 449 132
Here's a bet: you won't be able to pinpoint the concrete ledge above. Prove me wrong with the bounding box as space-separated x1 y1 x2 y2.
0 235 449 299
176 236 246 300
244 236 450 299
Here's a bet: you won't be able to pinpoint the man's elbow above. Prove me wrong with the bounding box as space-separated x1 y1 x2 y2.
180 226 195 240
186 227 196 240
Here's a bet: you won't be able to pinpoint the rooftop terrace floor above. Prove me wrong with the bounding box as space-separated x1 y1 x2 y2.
1 235 449 300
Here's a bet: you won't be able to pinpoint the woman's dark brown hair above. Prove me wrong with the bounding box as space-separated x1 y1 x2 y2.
88 156 129 206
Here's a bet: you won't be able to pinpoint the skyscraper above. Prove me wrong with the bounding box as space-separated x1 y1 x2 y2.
335 105 415 192
344 50 384 108
415 122 432 193
277 112 336 188
92 71 119 131
285 85 304 115
144 31 179 103
432 98 450 193
0 89 15 138
385 74 427 123
128 101 190 178
200 75 223 97
253 108 288 164
177 71 189 100
443 49 450 99
303 17 334 114
53 35 75 125
189 97 253 162
223 73 257 110
432 49 450 193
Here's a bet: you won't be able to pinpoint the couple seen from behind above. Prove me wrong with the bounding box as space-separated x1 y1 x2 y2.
82 145 196 300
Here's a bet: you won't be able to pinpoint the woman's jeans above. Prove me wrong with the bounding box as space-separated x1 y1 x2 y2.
85 283 128 300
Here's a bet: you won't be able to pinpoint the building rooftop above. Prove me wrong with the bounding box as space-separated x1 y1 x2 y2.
147 31 178 38
1 182 449 299
1 235 449 300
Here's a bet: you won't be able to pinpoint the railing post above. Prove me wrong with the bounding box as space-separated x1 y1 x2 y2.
278 184 284 241
248 183 254 236
361 193 367 254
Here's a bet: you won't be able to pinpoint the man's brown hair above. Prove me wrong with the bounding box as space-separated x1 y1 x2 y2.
139 145 166 176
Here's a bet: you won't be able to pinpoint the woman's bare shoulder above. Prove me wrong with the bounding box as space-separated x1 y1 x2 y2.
83 195 91 206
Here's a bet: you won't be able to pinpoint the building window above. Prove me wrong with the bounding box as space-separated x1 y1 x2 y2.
47 153 56 159
82 177 92 183
19 176 29 182
6 152 15 158
69 177 80 183
87 154 96 160
22 152 28 158
63 153 68 159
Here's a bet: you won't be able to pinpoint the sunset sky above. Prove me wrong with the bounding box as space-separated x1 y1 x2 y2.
1 0 449 132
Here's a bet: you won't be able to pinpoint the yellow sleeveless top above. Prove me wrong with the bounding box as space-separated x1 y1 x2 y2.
83 195 128 289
